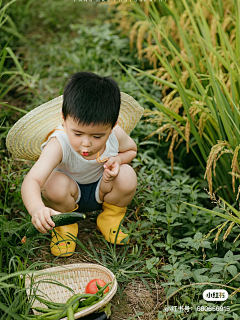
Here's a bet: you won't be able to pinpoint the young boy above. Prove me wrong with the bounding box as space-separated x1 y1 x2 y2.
18 72 142 257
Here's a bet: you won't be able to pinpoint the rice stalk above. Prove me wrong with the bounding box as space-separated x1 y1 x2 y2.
223 221 235 242
214 149 232 176
142 45 160 69
233 232 240 244
204 141 231 196
231 145 240 193
110 0 238 93
129 20 144 51
167 129 179 172
137 21 150 60
213 221 229 243
155 66 174 95
236 185 240 202
113 0 240 201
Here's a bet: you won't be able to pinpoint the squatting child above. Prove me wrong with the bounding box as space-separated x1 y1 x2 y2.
8 72 143 257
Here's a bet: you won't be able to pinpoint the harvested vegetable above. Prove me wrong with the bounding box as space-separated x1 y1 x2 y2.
23 283 111 319
85 279 109 294
21 212 86 243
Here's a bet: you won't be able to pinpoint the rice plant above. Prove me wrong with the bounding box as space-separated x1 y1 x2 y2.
109 0 240 203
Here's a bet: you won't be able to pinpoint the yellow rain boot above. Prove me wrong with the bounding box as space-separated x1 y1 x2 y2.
97 202 129 245
50 204 79 257
50 223 78 257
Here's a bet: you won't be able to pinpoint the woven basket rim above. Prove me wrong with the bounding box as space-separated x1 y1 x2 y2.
24 263 118 319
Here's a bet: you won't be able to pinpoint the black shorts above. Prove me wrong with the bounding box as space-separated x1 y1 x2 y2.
75 178 103 213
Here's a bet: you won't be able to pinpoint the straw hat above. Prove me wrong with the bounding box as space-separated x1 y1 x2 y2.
6 92 144 161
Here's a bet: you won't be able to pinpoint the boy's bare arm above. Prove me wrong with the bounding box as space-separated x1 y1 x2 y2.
113 124 137 165
102 125 137 183
21 138 63 232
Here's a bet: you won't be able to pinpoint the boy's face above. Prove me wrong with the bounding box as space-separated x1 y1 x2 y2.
62 116 114 159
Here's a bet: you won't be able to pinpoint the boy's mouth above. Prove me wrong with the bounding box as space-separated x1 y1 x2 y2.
82 151 89 156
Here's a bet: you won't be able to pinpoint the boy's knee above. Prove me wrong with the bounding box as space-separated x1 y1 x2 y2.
41 172 72 204
116 164 137 193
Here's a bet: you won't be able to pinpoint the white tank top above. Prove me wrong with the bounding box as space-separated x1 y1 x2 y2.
40 124 119 184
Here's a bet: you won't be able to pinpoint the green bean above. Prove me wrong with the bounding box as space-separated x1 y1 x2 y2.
65 293 81 307
78 295 100 308
76 305 93 312
49 307 70 320
43 312 69 320
38 311 62 320
35 296 65 309
76 294 108 312
32 291 108 320
67 305 75 320
66 293 97 306
49 311 67 320
97 282 111 296
65 293 98 309
55 296 82 320
32 307 60 313
36 296 79 320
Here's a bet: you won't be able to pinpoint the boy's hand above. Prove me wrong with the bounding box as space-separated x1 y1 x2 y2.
31 206 61 234
102 156 121 183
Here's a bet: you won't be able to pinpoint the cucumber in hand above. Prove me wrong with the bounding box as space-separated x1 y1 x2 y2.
21 212 86 243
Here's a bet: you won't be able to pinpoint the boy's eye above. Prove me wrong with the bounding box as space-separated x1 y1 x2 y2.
94 136 101 139
74 133 82 136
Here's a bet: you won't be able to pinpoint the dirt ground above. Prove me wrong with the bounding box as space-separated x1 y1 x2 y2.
29 211 165 320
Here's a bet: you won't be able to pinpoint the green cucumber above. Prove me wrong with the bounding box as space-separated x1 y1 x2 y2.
21 212 86 242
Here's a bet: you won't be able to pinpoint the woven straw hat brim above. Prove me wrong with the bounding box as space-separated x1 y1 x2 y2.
6 92 144 161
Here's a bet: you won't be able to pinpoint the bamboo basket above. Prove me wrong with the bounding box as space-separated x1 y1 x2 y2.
25 263 117 319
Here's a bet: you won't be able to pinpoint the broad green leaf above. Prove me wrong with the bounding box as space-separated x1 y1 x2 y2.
227 265 238 278
174 270 184 283
210 265 224 273
224 250 234 263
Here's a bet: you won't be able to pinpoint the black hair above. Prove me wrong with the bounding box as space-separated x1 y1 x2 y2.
62 72 121 128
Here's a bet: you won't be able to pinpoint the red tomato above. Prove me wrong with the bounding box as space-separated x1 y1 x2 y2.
85 279 109 294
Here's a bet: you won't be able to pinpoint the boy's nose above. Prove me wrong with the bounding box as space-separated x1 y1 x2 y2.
82 138 91 147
